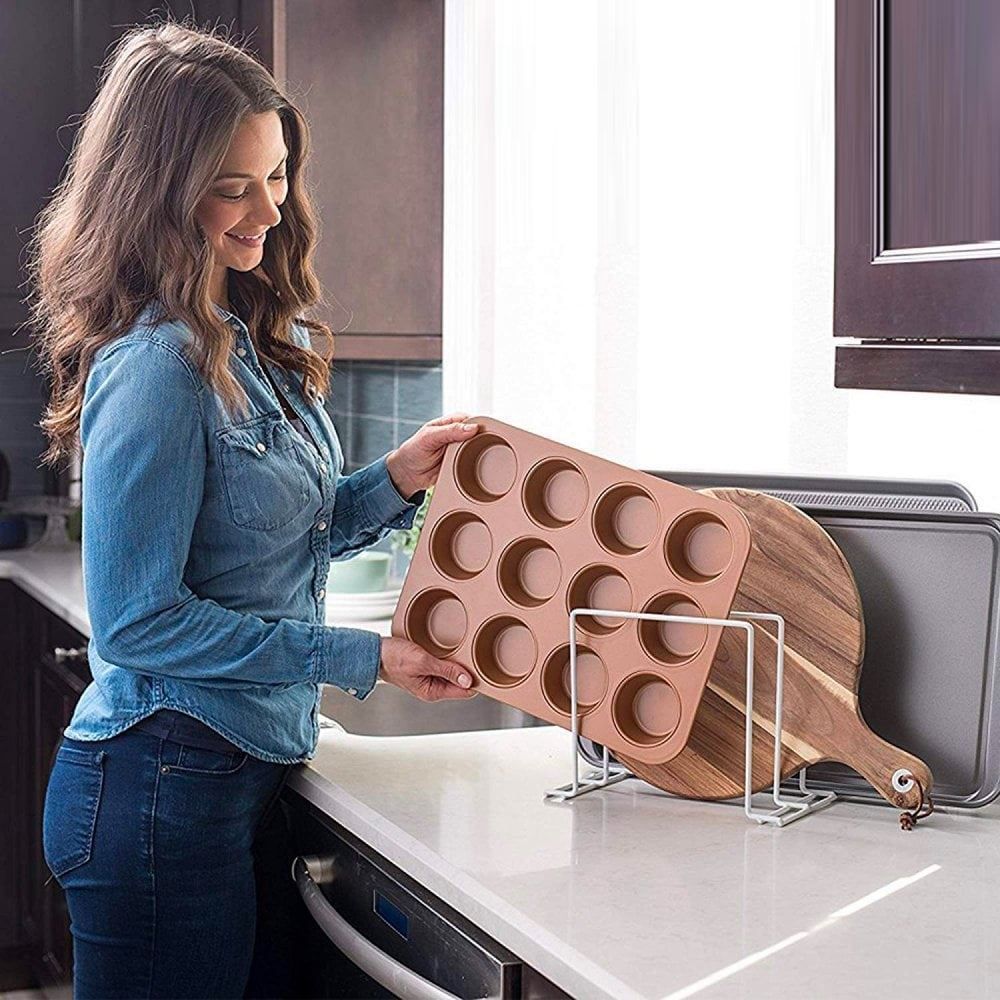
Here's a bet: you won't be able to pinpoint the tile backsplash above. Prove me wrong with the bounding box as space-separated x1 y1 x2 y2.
326 361 442 473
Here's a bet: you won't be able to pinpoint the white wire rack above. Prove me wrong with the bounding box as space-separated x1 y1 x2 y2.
544 607 840 827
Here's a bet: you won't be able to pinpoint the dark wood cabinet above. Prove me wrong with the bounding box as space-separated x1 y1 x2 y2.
3 1 443 362
1 582 89 991
1 1 241 335
0 583 21 954
835 0 1000 393
250 0 445 362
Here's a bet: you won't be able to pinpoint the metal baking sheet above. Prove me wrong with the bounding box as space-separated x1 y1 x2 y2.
789 508 1000 809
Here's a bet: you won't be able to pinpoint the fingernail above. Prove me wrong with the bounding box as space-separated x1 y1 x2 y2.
458 674 472 688
461 423 477 432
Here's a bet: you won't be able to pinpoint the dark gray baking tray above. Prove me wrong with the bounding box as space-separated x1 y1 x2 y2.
789 506 1000 808
578 475 999 809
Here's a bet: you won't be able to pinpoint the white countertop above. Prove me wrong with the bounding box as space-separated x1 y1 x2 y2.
6 546 1000 998
0 546 90 634
291 724 1000 1000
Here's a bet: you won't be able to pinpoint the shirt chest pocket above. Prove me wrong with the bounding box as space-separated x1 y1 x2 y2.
217 413 312 531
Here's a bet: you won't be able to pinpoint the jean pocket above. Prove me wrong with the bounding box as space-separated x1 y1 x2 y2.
217 412 311 531
167 742 249 775
43 743 105 880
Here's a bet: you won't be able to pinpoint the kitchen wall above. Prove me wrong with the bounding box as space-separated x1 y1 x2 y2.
443 1 1000 513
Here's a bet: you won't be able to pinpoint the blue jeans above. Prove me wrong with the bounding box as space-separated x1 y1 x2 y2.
42 723 296 998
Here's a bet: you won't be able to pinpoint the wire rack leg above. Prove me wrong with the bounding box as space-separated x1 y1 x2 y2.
731 612 837 826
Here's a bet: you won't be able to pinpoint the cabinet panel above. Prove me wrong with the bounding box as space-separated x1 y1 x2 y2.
283 0 444 358
885 0 1000 251
12 587 42 959
835 0 1000 391
7 584 89 991
0 583 21 949
33 655 86 985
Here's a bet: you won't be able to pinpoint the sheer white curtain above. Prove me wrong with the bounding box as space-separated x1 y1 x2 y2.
443 0 638 463
442 0 826 472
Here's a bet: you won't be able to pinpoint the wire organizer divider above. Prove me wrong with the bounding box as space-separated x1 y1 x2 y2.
543 607 849 827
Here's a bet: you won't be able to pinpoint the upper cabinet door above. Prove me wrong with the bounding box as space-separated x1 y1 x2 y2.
3 1 443 364
835 0 1000 393
272 0 444 362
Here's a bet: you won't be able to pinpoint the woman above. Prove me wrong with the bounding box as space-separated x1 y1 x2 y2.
29 19 478 999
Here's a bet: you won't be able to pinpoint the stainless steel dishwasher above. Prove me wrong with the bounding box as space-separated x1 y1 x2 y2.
286 790 569 999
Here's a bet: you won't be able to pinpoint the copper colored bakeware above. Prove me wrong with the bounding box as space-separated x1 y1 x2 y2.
390 417 753 765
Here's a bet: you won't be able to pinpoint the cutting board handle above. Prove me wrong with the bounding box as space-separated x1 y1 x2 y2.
829 711 933 811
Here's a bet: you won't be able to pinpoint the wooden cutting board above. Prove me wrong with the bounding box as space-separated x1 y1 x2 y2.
616 488 933 811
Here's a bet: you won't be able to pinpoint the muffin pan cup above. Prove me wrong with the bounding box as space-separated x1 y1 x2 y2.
391 417 752 766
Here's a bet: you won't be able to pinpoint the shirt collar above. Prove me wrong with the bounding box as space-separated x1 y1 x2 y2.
211 301 249 333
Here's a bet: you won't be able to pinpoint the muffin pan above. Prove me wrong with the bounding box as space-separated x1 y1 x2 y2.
390 417 753 765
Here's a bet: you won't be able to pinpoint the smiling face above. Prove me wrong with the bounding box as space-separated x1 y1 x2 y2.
194 111 289 307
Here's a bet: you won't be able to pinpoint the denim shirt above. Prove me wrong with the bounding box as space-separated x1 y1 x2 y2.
63 300 423 763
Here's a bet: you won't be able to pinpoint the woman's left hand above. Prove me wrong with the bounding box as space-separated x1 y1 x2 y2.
386 413 481 500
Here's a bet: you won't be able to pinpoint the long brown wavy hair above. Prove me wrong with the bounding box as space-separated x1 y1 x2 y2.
25 18 336 467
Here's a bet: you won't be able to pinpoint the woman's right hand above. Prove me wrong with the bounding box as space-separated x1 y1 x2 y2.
378 636 478 702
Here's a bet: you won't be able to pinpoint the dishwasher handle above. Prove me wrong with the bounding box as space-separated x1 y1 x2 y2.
293 855 497 1000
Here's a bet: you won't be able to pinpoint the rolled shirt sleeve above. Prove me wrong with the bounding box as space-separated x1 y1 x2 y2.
81 337 382 695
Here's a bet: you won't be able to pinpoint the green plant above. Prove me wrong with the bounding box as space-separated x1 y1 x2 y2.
390 486 434 556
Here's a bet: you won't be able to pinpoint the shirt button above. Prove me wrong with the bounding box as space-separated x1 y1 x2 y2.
317 521 327 532
347 688 358 697
236 347 247 358
319 461 327 474
317 588 326 600
256 442 267 454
